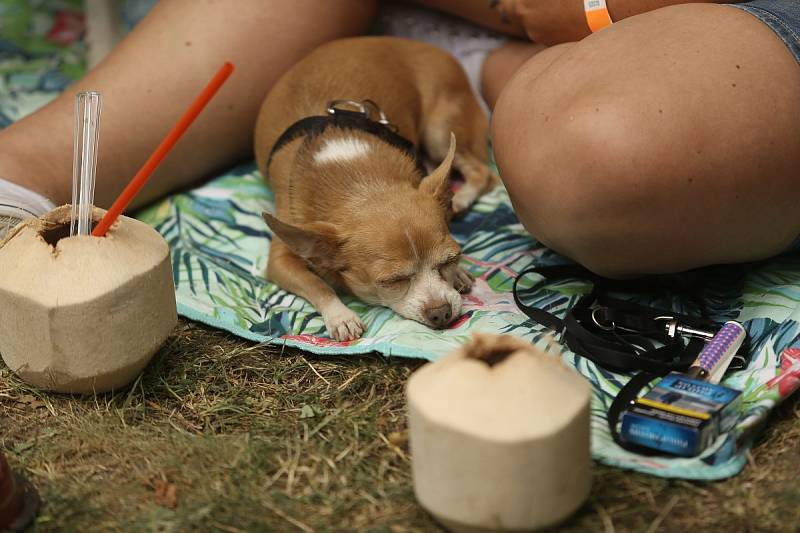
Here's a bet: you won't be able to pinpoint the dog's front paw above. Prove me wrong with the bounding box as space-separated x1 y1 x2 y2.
322 302 365 341
450 188 474 215
451 183 484 216
453 267 475 294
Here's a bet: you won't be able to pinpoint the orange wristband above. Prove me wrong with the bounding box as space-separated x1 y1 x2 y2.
584 0 613 33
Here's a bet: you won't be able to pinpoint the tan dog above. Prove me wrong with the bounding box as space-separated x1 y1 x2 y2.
254 37 496 341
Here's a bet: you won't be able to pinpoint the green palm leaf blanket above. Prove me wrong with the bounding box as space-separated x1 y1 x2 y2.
135 166 800 481
3 0 800 482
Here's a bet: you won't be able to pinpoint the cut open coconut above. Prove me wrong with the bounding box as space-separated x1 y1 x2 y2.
407 333 592 532
0 205 177 393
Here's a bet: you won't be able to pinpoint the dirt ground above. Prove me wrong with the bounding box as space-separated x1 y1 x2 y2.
1 319 799 532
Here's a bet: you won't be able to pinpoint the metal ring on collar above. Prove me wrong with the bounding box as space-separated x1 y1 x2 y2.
326 99 399 132
362 99 391 126
327 99 368 116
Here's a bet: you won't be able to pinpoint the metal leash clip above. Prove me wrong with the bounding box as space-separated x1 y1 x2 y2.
590 308 617 332
655 316 716 341
590 308 719 340
657 316 750 370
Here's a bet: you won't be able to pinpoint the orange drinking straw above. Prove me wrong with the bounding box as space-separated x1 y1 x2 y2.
92 61 235 237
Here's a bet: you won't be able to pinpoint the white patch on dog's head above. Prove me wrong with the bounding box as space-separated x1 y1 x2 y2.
314 137 371 165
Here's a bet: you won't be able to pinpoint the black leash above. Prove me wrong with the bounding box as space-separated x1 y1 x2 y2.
512 264 749 453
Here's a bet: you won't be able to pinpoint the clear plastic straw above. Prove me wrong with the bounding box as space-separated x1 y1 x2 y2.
70 91 102 236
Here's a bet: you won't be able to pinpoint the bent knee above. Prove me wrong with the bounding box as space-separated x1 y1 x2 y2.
491 4 800 276
492 81 699 277
493 86 797 276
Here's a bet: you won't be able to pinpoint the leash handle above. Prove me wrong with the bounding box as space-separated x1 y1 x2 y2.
686 320 747 383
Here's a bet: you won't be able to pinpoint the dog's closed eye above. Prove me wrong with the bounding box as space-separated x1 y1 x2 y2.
436 254 461 272
378 274 414 287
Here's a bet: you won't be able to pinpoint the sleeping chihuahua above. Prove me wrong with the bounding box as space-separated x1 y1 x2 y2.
254 37 496 341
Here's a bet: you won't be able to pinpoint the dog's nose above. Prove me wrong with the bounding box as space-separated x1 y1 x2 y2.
425 302 453 328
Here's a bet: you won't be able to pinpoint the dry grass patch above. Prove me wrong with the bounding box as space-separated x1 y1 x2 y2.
2 319 799 532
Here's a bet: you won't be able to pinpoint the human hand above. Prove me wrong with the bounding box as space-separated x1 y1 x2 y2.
491 0 590 45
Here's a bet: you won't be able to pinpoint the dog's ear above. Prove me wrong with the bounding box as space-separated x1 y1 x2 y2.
262 212 342 264
420 132 456 207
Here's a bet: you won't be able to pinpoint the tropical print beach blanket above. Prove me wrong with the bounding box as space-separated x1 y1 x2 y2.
2 0 800 481
133 166 800 481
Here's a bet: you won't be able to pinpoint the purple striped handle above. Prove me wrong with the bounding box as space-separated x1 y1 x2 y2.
689 321 746 382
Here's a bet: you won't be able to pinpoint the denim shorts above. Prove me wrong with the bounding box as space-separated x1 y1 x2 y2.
727 1 800 253
726 1 800 64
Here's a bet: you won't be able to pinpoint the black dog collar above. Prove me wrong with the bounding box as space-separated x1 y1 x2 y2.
267 100 426 175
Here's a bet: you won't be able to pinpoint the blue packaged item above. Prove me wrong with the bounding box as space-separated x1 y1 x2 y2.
620 372 741 457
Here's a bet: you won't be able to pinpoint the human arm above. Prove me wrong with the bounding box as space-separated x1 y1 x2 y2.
490 0 736 45
408 0 736 45
405 0 527 36
0 0 375 209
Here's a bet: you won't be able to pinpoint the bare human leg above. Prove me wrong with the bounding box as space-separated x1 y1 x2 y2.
0 0 376 210
481 40 549 110
492 3 800 277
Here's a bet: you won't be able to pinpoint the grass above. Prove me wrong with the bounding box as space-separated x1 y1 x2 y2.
2 319 799 532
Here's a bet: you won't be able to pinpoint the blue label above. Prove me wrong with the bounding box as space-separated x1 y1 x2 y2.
621 411 700 457
658 373 740 404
